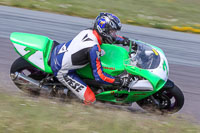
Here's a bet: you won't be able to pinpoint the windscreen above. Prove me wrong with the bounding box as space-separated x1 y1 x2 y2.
124 42 161 69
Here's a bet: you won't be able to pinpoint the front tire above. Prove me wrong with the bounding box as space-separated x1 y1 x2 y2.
136 85 184 114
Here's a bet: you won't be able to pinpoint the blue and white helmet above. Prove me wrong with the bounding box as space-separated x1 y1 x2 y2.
94 13 122 44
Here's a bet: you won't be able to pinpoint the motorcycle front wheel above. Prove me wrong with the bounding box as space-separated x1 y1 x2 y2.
136 85 184 114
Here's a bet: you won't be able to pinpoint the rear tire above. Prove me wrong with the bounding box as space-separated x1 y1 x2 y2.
136 85 184 114
10 57 46 95
10 57 31 74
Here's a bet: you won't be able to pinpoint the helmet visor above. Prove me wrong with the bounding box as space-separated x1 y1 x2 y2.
109 29 117 38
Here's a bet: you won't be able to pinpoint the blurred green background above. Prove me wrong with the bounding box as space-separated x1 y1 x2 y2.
0 0 200 33
0 92 199 133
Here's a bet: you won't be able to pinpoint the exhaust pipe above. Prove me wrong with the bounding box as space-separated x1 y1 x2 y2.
11 72 52 93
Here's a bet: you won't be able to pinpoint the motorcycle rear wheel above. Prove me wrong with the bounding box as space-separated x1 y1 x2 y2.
10 57 73 99
10 57 46 95
136 85 184 114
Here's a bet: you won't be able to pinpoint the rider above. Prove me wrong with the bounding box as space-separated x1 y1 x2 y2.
50 12 133 104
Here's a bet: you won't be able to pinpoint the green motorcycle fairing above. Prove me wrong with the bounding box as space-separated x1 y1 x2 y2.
76 44 129 78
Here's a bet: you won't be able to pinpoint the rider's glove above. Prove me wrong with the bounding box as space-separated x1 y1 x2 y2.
113 72 130 87
122 36 130 46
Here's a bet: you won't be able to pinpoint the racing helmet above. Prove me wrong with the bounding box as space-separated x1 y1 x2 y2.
94 13 122 44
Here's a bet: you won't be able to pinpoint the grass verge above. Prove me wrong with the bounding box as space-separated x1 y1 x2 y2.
0 92 200 133
0 0 200 33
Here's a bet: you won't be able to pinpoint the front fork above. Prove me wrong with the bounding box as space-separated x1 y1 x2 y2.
149 79 174 108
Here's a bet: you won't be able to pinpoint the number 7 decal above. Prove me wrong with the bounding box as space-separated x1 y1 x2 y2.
23 47 37 59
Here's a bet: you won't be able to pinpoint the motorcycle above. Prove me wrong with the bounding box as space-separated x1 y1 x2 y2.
10 32 184 113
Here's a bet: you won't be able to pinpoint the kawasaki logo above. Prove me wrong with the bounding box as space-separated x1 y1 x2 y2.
103 66 115 70
64 76 85 92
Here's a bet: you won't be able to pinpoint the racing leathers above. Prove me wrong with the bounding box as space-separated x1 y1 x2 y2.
50 29 125 104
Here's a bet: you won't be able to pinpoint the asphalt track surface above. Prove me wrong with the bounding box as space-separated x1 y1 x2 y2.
0 6 200 121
